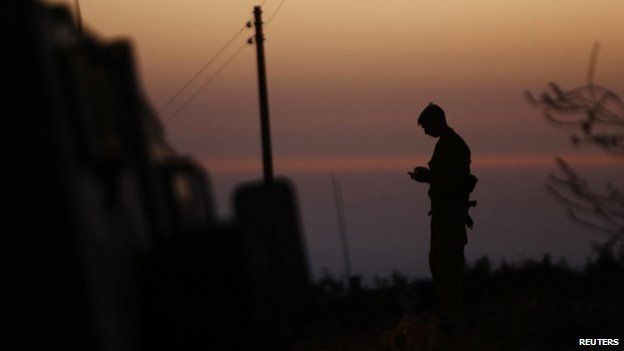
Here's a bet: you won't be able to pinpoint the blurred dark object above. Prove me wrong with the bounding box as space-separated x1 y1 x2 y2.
3 1 310 350
526 43 624 156
526 43 623 240
234 180 311 349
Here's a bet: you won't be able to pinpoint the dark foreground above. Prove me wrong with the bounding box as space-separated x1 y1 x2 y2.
296 243 624 351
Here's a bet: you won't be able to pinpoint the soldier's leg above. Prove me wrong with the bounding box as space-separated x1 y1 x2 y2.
429 218 442 311
433 216 466 315
429 221 438 280
440 244 465 314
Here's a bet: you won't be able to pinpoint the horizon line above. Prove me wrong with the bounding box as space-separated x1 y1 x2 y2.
197 153 622 174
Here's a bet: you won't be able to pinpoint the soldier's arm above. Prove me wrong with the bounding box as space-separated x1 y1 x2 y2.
409 167 431 183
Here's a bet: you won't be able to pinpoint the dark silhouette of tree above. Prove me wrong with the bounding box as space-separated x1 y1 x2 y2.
526 43 624 239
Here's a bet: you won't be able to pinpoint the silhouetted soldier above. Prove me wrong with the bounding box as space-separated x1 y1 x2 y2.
409 103 476 318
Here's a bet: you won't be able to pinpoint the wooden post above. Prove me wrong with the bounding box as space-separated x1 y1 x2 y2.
253 6 274 184
332 174 352 287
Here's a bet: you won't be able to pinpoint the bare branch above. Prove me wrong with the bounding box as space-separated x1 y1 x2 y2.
526 43 624 155
526 43 624 238
547 158 624 236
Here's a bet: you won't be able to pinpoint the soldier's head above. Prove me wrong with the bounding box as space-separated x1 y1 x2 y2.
418 103 447 137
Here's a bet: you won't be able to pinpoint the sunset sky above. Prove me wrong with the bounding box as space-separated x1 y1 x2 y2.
47 0 624 168
46 0 623 278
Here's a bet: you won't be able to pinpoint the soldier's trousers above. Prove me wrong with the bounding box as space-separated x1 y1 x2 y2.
429 213 466 314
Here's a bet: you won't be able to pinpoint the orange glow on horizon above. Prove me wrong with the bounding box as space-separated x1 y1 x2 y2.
199 153 622 174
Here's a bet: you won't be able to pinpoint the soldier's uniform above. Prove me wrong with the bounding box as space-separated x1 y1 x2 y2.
427 127 471 314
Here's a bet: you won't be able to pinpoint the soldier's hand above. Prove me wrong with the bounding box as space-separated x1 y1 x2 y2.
409 166 430 183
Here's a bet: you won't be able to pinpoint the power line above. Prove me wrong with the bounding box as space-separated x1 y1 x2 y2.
158 23 250 114
266 0 287 27
163 1 287 124
165 42 249 123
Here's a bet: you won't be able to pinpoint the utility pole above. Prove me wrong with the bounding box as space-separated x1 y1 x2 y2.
253 6 274 184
